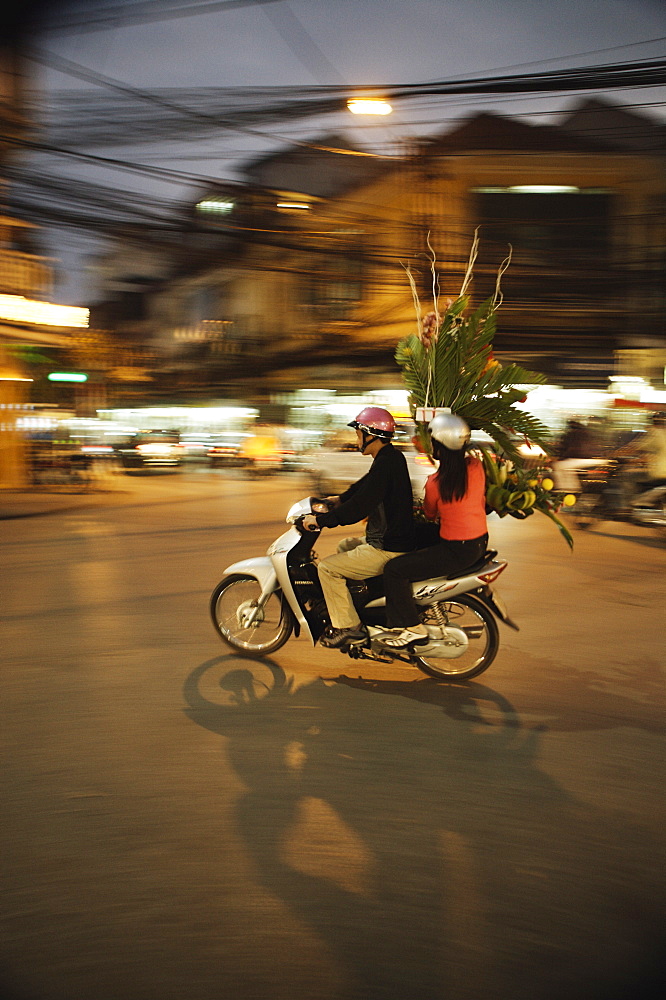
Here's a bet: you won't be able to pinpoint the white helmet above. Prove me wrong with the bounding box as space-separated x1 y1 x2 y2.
429 411 470 450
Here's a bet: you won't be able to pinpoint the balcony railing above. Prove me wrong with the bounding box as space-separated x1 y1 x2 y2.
461 266 643 311
0 249 51 298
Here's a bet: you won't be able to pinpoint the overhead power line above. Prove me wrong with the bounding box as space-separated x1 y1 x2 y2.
8 44 666 279
32 47 666 151
32 0 285 34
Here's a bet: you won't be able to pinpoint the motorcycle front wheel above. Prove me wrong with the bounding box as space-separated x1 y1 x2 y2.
210 574 294 655
412 593 500 681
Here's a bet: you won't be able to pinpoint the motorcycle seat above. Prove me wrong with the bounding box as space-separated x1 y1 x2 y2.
348 551 500 598
446 549 498 579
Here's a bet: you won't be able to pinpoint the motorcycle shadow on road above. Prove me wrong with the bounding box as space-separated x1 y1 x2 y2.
570 522 666 550
182 654 664 1000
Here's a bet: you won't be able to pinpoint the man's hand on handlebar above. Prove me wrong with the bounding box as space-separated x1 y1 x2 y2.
302 495 339 530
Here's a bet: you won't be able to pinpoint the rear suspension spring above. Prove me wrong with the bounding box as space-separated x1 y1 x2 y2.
427 602 449 627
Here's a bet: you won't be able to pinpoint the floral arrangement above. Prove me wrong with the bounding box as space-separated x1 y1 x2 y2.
396 233 576 547
396 231 551 459
481 449 576 549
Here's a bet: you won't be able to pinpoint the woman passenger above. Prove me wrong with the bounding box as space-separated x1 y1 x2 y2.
378 412 488 648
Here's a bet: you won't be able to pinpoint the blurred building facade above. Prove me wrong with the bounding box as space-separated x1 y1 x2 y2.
90 100 666 406
1 45 92 486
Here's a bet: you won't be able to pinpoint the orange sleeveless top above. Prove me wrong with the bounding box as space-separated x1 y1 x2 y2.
422 455 487 540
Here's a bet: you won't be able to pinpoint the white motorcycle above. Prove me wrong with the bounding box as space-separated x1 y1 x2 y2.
210 497 518 682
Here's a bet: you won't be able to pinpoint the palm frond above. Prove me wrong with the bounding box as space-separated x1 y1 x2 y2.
539 507 575 550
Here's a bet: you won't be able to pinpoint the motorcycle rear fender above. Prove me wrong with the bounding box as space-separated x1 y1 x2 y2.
363 559 510 610
409 560 508 605
476 586 520 631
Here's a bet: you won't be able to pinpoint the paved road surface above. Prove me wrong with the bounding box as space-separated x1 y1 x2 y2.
1 472 665 1000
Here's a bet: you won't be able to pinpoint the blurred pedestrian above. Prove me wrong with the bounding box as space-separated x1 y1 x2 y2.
552 417 602 492
557 418 595 460
635 412 666 490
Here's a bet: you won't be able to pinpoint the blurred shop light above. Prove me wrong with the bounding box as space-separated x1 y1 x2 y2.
638 388 666 404
507 185 580 194
608 375 647 399
0 295 89 328
369 389 412 414
47 372 88 382
517 442 548 460
196 199 235 213
16 416 56 429
292 389 335 399
97 405 258 429
471 186 582 194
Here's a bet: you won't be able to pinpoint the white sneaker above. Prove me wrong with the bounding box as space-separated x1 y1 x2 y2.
377 627 429 649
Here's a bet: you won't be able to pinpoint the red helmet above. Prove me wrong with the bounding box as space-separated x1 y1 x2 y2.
348 406 395 441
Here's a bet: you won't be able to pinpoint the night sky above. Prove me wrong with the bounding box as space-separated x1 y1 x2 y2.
4 0 665 301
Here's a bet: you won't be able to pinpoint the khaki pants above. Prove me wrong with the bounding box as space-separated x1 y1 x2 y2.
317 538 405 628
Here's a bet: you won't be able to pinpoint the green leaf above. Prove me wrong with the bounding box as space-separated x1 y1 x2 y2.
538 507 575 550
395 335 431 409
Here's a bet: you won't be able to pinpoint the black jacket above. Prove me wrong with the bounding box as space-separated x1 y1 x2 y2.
314 443 415 551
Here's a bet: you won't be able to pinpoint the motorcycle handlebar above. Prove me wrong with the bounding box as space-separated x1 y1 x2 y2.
310 496 336 514
295 498 336 534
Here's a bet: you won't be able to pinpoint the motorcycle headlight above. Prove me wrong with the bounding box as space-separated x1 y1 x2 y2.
286 498 312 523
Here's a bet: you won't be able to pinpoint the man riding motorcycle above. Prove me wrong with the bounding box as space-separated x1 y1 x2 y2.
302 406 415 648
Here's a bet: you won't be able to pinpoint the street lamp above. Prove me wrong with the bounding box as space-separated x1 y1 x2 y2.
347 98 393 115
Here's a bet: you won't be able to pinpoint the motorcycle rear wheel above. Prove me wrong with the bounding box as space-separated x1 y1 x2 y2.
412 593 499 681
210 574 294 655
